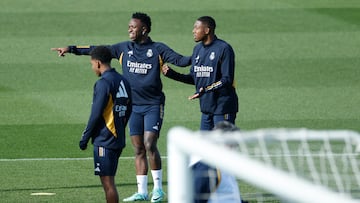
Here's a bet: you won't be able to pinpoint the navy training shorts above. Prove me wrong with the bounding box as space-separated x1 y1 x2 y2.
200 113 236 131
93 146 122 176
129 104 164 136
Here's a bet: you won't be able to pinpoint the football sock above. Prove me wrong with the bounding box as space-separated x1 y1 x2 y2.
136 175 148 195
151 169 162 190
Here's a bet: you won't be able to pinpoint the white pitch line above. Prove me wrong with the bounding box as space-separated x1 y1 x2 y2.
0 157 93 161
0 156 168 162
31 192 56 196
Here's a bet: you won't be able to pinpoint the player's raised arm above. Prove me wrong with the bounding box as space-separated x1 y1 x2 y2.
156 42 191 67
162 64 194 85
51 45 95 56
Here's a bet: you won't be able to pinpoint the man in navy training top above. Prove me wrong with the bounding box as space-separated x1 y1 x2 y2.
162 16 238 130
52 12 191 202
79 46 132 203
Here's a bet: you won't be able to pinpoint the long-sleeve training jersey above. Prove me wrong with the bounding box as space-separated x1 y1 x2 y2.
69 38 191 105
164 36 238 114
191 161 242 203
80 68 132 150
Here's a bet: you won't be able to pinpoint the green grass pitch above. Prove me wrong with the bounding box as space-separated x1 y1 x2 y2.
0 0 360 202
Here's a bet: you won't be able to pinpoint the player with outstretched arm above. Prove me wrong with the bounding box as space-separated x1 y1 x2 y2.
162 16 238 130
52 12 191 202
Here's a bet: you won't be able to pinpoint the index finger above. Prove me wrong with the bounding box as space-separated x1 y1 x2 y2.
188 93 199 100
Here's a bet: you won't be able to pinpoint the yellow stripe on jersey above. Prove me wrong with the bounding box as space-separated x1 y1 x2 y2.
210 168 222 193
103 94 117 137
119 53 123 65
159 56 163 68
76 45 90 49
205 81 222 91
216 168 221 188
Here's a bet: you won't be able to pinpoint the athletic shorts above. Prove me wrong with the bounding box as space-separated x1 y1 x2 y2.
129 104 164 136
93 146 122 176
200 113 236 131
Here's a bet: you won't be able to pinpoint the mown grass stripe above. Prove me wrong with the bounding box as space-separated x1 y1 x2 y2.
0 156 169 161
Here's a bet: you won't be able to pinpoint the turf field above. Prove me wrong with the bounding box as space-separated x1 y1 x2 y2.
0 0 360 202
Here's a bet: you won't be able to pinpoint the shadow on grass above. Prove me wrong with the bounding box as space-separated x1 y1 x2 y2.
0 183 128 192
0 181 168 193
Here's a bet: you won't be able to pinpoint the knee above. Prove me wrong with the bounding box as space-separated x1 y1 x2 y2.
144 140 158 152
103 184 116 193
134 145 146 157
101 177 117 193
144 132 158 152
144 141 152 152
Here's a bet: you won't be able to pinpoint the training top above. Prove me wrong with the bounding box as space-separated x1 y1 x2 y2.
190 159 242 203
80 68 132 150
164 36 238 114
69 38 191 105
208 170 242 203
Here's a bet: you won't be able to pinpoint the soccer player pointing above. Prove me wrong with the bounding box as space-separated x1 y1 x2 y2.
163 16 239 130
52 12 191 202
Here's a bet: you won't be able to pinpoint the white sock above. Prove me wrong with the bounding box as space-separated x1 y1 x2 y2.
136 175 148 195
151 169 162 190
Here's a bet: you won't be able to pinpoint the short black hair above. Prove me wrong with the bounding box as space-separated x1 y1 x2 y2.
89 46 112 64
132 12 152 33
197 16 216 31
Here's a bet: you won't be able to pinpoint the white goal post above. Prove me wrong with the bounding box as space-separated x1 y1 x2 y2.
167 127 360 203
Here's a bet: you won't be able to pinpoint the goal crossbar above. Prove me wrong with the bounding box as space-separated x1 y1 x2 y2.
167 127 360 203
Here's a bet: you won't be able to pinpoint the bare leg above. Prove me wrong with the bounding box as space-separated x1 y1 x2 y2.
131 135 148 175
100 176 119 203
144 131 161 170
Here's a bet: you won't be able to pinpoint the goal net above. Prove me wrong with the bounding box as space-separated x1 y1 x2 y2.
167 127 360 203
